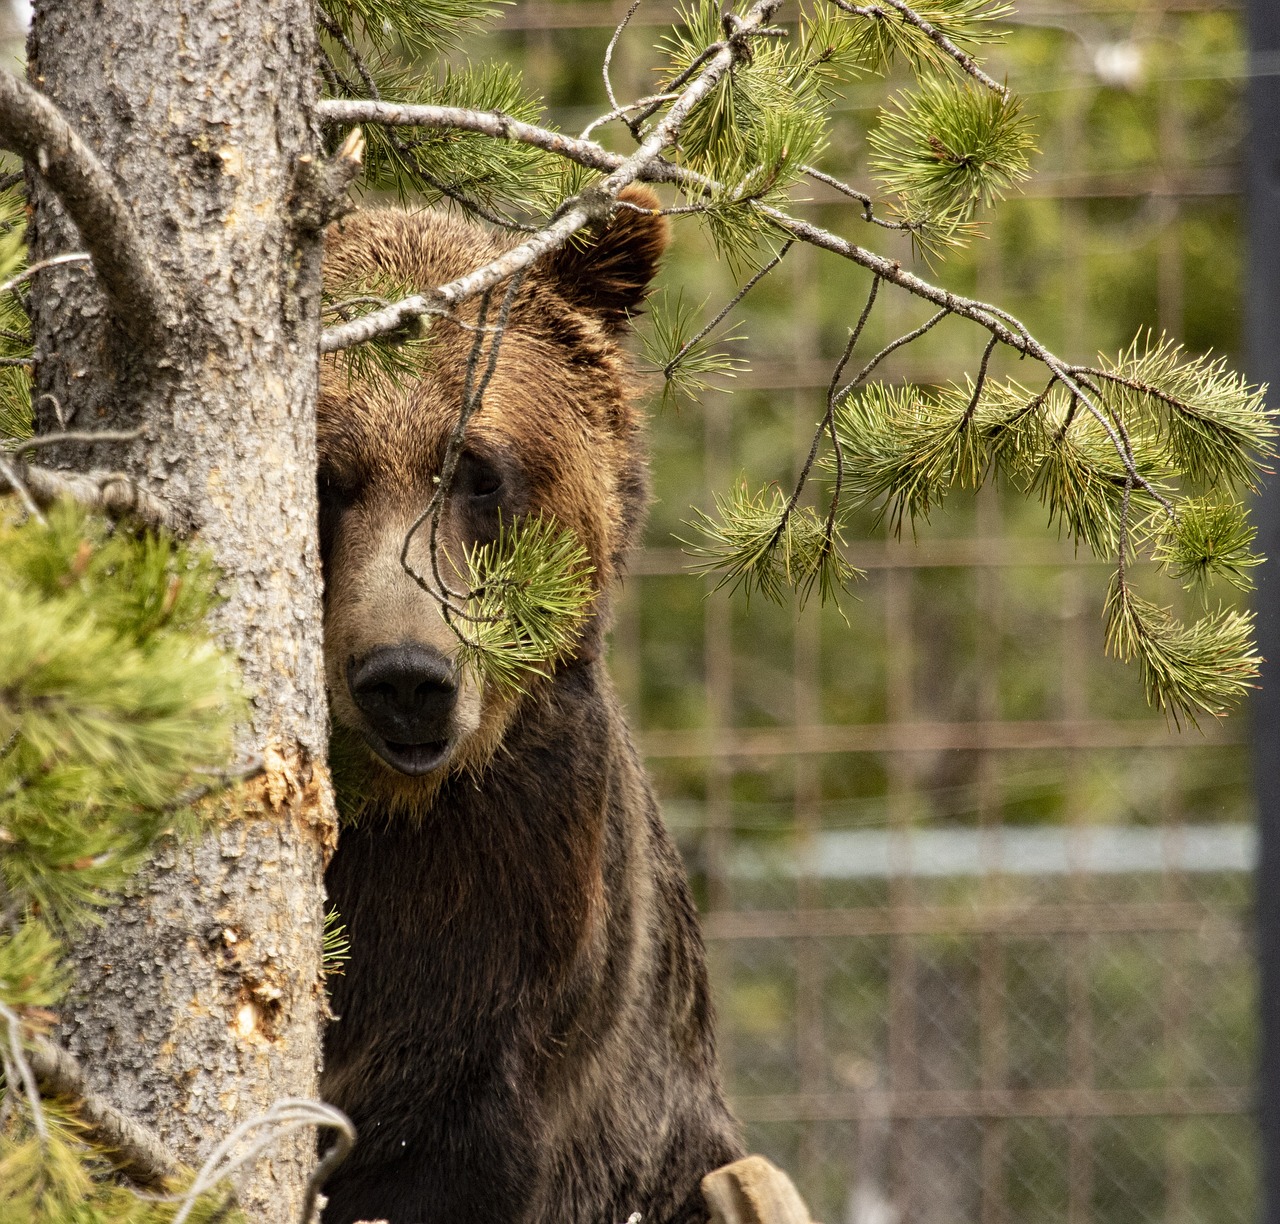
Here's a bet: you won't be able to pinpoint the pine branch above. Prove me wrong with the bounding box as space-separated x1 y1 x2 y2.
0 72 170 345
322 0 788 354
826 0 1011 96
25 1030 180 1188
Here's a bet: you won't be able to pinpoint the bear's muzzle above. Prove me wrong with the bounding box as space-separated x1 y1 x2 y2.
347 644 458 775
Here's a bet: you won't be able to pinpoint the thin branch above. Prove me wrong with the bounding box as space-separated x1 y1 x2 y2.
580 93 679 141
664 241 794 379
635 44 726 129
7 427 141 457
0 453 43 524
0 251 91 298
25 1029 180 1187
825 0 1010 98
316 9 382 101
171 1099 354 1224
0 1001 47 1145
0 71 170 343
836 308 947 402
824 275 881 525
603 0 644 120
802 163 872 208
318 99 631 177
767 273 883 559
401 271 529 621
963 334 999 424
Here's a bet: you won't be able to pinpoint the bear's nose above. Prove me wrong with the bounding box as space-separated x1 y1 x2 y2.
347 645 457 747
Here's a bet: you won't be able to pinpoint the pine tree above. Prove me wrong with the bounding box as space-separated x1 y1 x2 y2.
0 0 1269 1220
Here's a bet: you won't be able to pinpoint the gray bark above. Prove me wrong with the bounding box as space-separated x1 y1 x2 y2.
23 4 336 1220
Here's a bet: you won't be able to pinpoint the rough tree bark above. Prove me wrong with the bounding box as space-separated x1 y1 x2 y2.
21 4 336 1219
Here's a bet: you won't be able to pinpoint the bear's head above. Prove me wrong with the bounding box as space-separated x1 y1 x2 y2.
318 188 667 804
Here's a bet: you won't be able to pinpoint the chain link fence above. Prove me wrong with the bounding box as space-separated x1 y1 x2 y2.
497 2 1257 1220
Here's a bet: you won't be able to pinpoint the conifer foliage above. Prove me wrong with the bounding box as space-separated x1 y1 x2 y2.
0 503 242 1221
314 0 1272 727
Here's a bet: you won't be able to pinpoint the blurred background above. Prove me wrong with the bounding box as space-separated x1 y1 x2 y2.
476 2 1258 1221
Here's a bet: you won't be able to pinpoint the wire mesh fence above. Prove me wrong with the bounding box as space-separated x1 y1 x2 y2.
494 2 1257 1220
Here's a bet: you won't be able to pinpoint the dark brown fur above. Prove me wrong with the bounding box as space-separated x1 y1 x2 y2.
318 191 743 1224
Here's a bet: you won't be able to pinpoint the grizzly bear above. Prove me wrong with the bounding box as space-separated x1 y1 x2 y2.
316 187 743 1224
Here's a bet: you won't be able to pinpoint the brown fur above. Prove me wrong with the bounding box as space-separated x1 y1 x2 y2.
318 190 743 1224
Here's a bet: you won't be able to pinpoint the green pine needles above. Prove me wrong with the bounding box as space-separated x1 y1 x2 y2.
453 514 596 695
685 484 861 608
688 338 1273 725
869 79 1035 252
0 501 242 1223
312 0 1269 724
838 0 1013 77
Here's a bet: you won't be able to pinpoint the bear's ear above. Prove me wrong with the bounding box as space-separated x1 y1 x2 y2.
543 186 668 333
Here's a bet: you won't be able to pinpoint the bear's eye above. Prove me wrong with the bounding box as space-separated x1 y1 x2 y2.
318 468 362 510
455 452 504 501
317 468 362 564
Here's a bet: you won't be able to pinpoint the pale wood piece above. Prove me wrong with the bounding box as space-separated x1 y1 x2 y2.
702 1154 818 1224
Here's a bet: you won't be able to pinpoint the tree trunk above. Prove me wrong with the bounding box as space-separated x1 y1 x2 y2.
25 4 334 1219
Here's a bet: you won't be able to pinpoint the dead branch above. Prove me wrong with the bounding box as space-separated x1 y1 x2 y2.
1 461 178 532
25 1030 181 1188
0 70 171 345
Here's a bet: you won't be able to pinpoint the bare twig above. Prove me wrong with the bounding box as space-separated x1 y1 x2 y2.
316 9 382 101
24 1029 180 1187
0 1000 47 1145
0 251 91 298
170 1098 355 1224
824 275 881 525
400 271 529 622
664 241 794 379
6 427 141 457
778 273 882 547
963 334 1000 423
0 71 170 343
580 93 678 141
603 0 645 120
0 453 44 525
836 308 948 403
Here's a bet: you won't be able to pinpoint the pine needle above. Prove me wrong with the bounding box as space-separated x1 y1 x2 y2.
1087 331 1275 490
869 77 1036 228
640 290 749 407
1150 494 1264 599
455 515 596 694
682 482 862 607
838 0 1013 76
1104 574 1260 728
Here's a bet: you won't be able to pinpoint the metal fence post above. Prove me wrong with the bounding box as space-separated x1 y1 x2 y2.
1249 3 1280 1222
